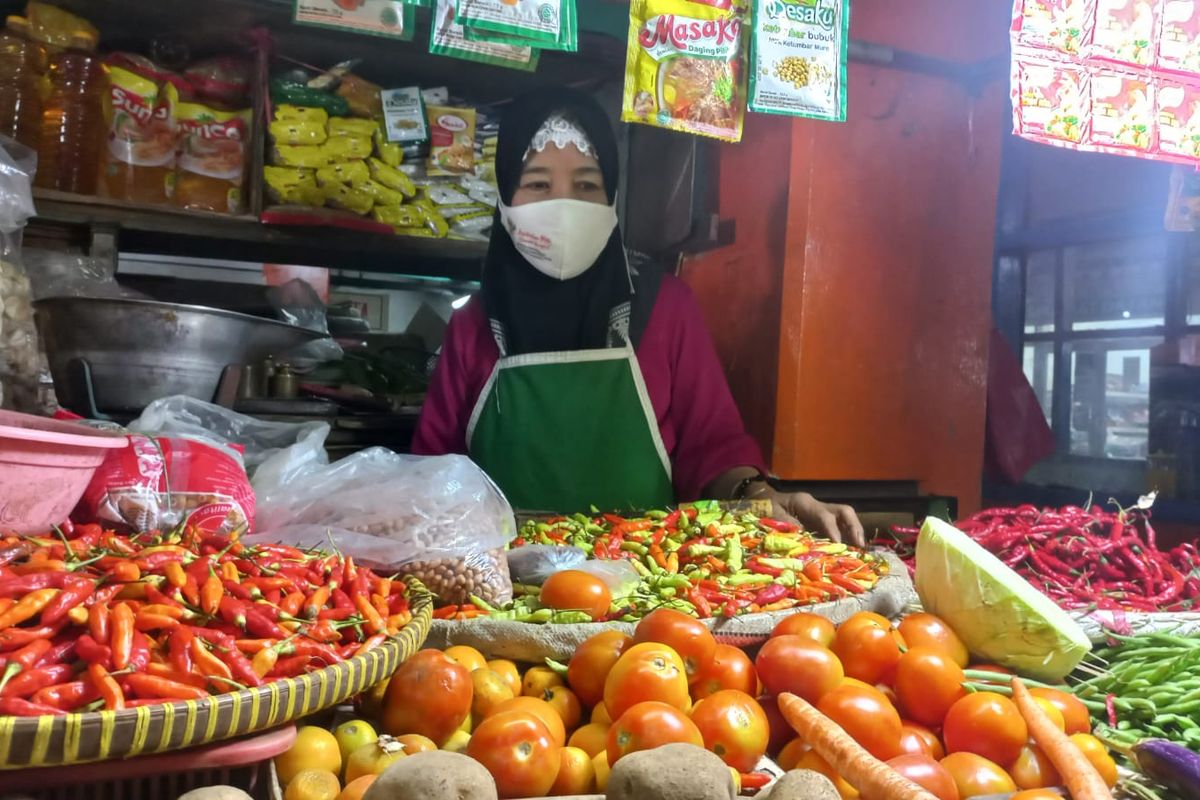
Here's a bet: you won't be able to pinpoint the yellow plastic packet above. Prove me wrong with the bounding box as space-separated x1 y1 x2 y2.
622 0 749 142
316 160 370 186
274 104 330 126
353 178 406 207
374 130 404 167
373 204 425 228
264 166 323 206
412 200 451 237
321 135 373 162
367 158 416 197
324 183 374 215
25 2 98 50
328 117 380 138
270 119 328 146
271 145 330 169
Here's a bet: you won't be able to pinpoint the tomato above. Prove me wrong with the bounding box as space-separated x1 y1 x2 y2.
899 721 945 760
471 668 515 719
607 700 704 765
489 696 567 747
1012 791 1067 800
795 750 858 799
691 644 757 699
1070 733 1118 788
771 612 836 646
1008 744 1060 790
382 649 471 745
755 636 844 704
568 630 630 708
942 692 1028 766
467 711 560 799
1030 687 1091 735
757 695 796 757
897 613 969 667
522 666 564 698
837 611 893 635
940 752 1018 798
567 723 610 758
894 648 967 728
886 754 960 800
591 702 612 726
816 684 903 762
395 734 436 755
543 685 583 733
689 690 770 772
604 643 690 720
443 645 488 674
776 737 810 770
540 570 612 621
1033 697 1066 732
633 608 717 679
593 750 611 793
488 659 523 697
832 622 904 686
549 746 595 795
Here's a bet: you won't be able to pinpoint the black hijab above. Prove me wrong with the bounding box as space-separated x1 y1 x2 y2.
482 88 659 356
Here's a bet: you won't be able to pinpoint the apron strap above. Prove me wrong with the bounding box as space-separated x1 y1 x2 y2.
624 258 663 351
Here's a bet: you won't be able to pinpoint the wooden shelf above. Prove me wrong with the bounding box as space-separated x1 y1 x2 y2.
30 189 488 281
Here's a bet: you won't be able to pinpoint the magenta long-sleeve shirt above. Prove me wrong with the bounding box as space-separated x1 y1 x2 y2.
411 275 767 501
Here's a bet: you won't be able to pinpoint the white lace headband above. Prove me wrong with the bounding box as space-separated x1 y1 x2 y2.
524 112 594 160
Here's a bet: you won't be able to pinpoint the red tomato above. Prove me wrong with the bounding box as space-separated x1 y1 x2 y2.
604 643 690 720
942 692 1028 767
757 695 796 757
837 611 893 635
755 636 844 704
897 613 969 667
894 648 968 728
633 608 717 679
607 700 703 765
382 649 471 745
1070 734 1119 788
1029 687 1091 735
899 721 945 760
467 711 560 798
940 752 1018 798
691 644 758 699
832 622 904 686
1008 744 1060 790
540 570 612 621
886 754 960 800
568 630 631 708
771 612 836 646
816 683 903 762
689 690 770 772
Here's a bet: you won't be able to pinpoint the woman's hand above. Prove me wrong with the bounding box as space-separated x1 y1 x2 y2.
765 490 865 547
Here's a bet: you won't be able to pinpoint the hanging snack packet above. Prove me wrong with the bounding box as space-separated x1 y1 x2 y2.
427 105 477 176
429 0 539 71
1156 77 1200 160
1010 0 1093 56
748 0 849 121
1090 0 1159 67
622 0 749 142
1087 66 1153 152
1011 51 1090 146
1159 0 1200 74
460 0 578 51
381 87 429 148
173 89 252 215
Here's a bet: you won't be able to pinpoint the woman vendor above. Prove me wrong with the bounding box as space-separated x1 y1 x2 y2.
412 88 864 545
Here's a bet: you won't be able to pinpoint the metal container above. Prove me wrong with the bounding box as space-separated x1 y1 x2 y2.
35 297 323 415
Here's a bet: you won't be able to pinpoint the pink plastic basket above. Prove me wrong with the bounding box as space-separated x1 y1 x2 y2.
0 409 127 534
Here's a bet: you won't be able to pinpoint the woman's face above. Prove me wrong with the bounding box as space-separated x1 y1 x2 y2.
511 143 607 207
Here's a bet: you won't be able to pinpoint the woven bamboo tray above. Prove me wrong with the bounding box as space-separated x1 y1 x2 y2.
0 586 433 770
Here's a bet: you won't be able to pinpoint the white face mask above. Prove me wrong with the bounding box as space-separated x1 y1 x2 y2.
498 198 618 281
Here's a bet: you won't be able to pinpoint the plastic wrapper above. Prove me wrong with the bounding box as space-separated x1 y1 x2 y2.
1087 66 1153 152
321 135 373 162
316 160 370 186
430 0 538 71
184 56 253 106
622 0 748 142
263 165 323 206
506 545 639 596
248 448 517 605
353 178 406 206
1091 0 1159 67
270 119 328 146
23 249 144 301
1156 78 1200 160
172 89 251 215
324 182 374 214
329 117 380 139
336 74 383 119
22 2 98 50
369 157 416 196
1158 0 1200 74
1011 51 1091 146
748 0 848 121
264 279 344 364
0 136 43 412
101 64 175 206
1010 0 1093 56
456 0 577 51
275 104 330 126
427 105 476 176
272 144 330 169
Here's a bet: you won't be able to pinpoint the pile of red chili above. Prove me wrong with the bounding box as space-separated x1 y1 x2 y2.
0 522 412 716
873 504 1200 612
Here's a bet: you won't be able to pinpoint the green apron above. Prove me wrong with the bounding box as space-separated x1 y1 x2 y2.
467 346 674 513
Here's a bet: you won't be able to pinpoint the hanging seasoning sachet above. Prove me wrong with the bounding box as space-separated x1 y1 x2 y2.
457 0 578 51
622 0 749 142
748 0 849 121
429 0 540 71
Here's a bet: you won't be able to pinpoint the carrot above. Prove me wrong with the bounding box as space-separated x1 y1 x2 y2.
776 692 939 800
1011 678 1114 800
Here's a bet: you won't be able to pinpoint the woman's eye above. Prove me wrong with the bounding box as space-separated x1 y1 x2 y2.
575 181 602 193
521 180 550 191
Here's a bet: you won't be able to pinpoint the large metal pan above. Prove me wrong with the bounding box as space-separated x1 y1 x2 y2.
35 297 323 415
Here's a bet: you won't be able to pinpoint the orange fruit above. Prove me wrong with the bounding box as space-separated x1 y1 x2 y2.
344 736 406 784
593 750 612 793
549 746 596 795
543 685 583 732
335 775 376 800
522 665 564 697
443 645 488 674
276 727 343 787
489 696 567 747
777 737 810 770
487 659 522 696
283 770 340 800
333 720 378 768
592 701 612 726
471 668 515 719
395 734 437 755
568 723 610 758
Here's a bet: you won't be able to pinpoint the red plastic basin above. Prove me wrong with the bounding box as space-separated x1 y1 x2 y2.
0 409 127 534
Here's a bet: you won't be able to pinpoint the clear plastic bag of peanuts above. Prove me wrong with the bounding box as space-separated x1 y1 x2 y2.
246 448 517 606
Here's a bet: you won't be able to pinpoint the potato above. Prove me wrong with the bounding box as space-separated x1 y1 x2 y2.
176 788 254 800
363 750 497 800
758 769 840 800
606 743 736 800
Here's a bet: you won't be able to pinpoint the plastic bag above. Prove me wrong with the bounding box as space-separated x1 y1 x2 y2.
0 136 44 412
247 448 517 605
748 0 848 121
506 545 587 584
127 395 330 499
23 248 147 301
265 278 344 365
